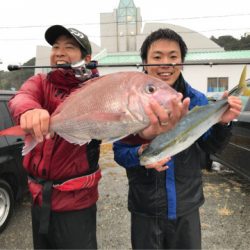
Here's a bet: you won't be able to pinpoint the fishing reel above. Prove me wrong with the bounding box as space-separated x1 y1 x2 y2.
7 60 99 82
70 60 97 81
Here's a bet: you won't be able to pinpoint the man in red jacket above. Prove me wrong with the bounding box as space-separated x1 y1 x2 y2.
9 25 189 249
8 24 102 249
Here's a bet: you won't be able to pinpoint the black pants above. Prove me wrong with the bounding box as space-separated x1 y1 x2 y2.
131 209 201 249
31 203 97 249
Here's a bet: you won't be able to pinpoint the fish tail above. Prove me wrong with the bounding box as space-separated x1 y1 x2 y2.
0 126 38 155
22 134 38 155
230 65 250 97
228 65 250 111
240 66 250 96
0 125 37 155
0 125 25 136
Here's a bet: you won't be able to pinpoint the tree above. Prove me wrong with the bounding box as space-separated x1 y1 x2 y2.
211 35 250 50
0 58 35 90
239 35 250 50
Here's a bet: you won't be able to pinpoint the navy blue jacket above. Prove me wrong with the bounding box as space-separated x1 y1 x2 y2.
113 77 231 219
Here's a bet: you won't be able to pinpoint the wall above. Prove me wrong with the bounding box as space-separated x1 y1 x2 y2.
183 65 249 95
97 65 250 96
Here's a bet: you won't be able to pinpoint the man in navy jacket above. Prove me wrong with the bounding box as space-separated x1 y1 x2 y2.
113 28 242 249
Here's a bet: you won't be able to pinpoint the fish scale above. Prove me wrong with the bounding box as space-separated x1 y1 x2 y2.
49 71 178 147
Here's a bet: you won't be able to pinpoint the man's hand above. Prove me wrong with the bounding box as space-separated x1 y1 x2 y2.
220 92 242 124
144 156 171 172
20 108 52 142
138 144 171 172
138 93 190 140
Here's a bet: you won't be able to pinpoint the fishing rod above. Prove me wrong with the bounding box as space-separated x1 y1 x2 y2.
7 60 250 81
7 60 250 72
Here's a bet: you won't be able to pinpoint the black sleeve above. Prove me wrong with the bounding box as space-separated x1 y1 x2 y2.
198 123 232 154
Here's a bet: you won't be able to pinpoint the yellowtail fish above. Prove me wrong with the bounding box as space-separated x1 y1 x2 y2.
140 66 250 165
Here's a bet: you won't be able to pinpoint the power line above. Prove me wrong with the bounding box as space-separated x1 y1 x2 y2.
142 13 250 22
0 13 250 29
1 27 250 43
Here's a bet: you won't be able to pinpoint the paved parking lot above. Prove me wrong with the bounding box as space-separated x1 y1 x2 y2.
0 163 249 249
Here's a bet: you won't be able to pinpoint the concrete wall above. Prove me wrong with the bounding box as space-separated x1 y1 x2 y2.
100 12 118 53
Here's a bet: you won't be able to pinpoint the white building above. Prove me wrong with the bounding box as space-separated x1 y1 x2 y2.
95 50 250 96
100 0 222 53
35 0 250 95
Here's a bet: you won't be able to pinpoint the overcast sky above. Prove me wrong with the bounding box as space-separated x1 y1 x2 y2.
0 0 249 71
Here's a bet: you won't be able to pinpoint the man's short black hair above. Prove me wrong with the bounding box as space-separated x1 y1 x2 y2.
140 28 188 62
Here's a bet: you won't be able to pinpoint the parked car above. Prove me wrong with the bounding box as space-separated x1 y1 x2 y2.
0 90 27 233
210 98 250 181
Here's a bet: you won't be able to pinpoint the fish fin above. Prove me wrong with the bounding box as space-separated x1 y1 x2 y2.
22 135 38 155
239 65 247 88
0 126 39 155
56 132 90 145
0 125 25 136
228 66 250 115
239 66 250 96
58 132 126 146
58 133 125 146
101 135 127 144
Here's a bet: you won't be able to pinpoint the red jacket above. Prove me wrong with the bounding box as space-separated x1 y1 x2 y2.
9 71 101 211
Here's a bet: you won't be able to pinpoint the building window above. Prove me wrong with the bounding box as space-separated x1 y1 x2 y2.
207 77 228 92
117 0 137 23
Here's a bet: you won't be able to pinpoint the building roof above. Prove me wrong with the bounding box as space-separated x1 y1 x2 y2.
97 50 250 64
97 52 139 64
186 50 250 61
141 23 223 52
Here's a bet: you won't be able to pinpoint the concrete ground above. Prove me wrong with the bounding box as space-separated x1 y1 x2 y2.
0 146 249 249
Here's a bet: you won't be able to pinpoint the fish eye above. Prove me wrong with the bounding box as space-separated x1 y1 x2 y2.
145 84 157 94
